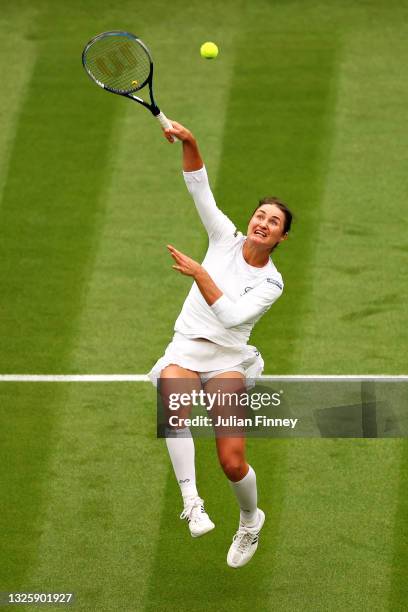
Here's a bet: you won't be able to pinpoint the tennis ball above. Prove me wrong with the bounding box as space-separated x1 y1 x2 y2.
200 42 218 59
131 80 138 87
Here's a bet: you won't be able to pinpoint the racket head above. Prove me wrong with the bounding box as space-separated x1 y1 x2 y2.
82 31 153 94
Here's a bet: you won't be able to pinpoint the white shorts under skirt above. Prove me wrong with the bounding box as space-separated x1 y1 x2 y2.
148 332 264 387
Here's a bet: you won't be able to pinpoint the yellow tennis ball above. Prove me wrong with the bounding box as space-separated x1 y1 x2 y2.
131 80 138 87
200 41 218 59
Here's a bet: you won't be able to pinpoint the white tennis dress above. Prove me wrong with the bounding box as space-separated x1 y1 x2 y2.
148 165 284 385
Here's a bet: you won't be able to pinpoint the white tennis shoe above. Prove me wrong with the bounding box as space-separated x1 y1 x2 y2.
180 497 215 538
227 509 265 568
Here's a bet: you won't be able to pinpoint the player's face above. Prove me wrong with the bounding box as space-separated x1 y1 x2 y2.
247 204 288 250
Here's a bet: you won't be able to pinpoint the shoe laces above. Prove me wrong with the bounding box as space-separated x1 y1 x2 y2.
180 497 206 521
232 524 257 553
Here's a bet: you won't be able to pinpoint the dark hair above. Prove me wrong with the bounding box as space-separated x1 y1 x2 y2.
252 197 293 234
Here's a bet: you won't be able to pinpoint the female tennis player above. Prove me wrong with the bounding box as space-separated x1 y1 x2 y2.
148 120 292 568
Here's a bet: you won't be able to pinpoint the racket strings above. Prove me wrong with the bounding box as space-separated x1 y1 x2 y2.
85 36 151 93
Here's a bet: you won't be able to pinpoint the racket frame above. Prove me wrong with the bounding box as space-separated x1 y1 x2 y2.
82 31 161 117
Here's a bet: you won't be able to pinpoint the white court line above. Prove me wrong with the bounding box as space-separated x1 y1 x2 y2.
0 375 407 382
0 374 149 382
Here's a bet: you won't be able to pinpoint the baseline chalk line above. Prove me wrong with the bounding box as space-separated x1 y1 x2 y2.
0 375 407 382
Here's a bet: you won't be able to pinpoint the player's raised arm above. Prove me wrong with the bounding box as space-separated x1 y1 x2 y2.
163 120 236 240
163 120 203 171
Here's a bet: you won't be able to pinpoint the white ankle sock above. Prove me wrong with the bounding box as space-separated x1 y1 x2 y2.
165 427 199 501
229 465 258 525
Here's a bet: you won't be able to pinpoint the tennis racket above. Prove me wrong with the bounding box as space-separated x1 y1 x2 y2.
82 31 178 142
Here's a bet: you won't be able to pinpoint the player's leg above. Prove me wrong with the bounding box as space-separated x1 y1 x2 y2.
160 364 214 537
160 364 199 500
204 371 265 567
204 372 257 519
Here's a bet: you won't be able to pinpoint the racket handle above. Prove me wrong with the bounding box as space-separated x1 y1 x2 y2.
156 111 179 143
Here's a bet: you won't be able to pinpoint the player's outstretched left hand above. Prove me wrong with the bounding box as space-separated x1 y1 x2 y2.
167 244 201 277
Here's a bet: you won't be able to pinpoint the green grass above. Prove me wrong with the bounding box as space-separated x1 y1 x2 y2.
0 0 407 610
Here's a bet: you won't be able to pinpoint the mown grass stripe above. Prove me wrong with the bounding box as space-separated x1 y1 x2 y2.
389 440 408 610
0 46 117 373
0 5 37 206
296 20 408 375
0 7 119 592
20 383 165 612
214 30 338 375
267 440 401 611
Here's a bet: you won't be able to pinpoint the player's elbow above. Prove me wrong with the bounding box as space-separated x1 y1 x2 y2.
211 296 250 329
217 313 245 329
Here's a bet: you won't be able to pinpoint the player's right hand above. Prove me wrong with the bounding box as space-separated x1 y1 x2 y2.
163 120 194 143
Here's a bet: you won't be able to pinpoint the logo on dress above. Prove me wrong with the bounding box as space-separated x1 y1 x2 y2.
241 286 253 296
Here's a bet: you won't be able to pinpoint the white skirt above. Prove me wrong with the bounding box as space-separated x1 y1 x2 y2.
148 332 264 387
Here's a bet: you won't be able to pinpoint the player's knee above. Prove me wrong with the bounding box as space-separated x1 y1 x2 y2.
219 453 246 481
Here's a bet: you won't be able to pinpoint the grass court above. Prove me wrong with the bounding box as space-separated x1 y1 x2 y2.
0 1 407 610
